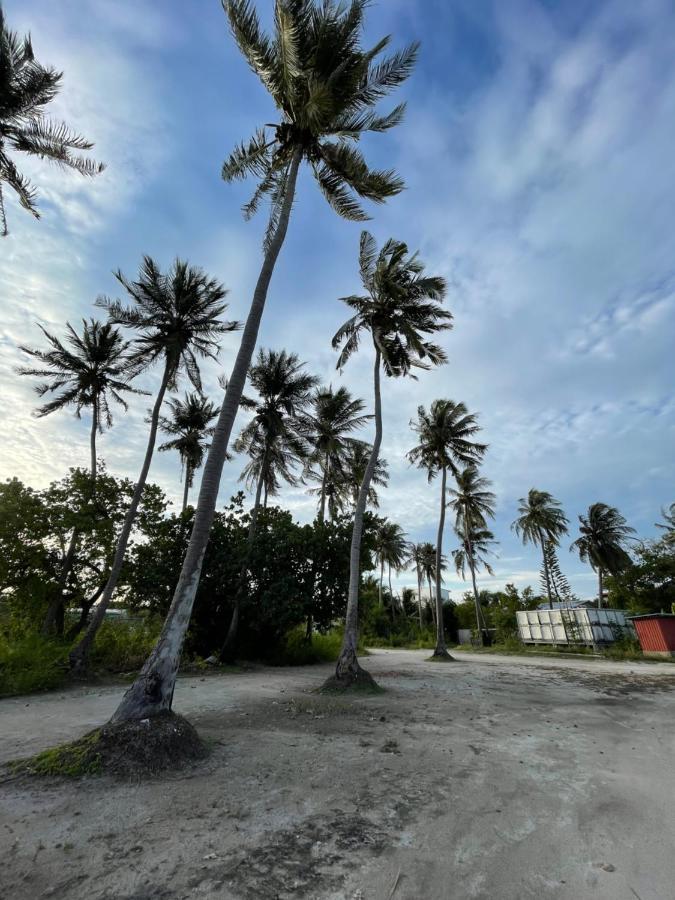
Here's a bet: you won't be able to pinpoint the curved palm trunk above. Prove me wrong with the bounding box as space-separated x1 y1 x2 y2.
538 527 554 609
110 149 302 722
42 401 99 636
182 465 191 513
332 347 382 686
69 364 171 671
432 465 452 659
598 568 604 609
220 465 265 662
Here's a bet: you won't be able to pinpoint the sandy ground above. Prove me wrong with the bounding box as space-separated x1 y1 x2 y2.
1 649 675 900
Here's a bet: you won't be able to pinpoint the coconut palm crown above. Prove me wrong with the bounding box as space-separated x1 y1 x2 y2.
448 464 496 534
222 0 417 243
571 502 635 576
512 489 569 548
0 7 104 234
159 393 220 509
407 401 487 481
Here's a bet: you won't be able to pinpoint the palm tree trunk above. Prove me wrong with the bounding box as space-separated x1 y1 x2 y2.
598 568 603 609
378 559 384 606
539 528 554 609
432 465 452 659
318 458 328 523
388 564 395 621
42 401 99 636
110 149 302 722
182 465 191 513
464 515 484 647
332 346 383 687
220 466 265 662
416 570 423 629
69 363 171 672
427 574 436 628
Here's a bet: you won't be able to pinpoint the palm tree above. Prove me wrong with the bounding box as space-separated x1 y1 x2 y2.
657 503 675 548
18 319 141 634
69 258 238 671
571 503 635 608
305 386 371 522
0 8 104 234
110 0 415 723
512 489 569 609
343 442 389 513
408 401 487 658
374 520 407 617
159 393 220 512
408 543 427 628
221 349 317 659
448 465 496 645
329 231 451 686
419 541 445 628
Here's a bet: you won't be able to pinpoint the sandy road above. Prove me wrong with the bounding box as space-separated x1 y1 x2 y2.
1 649 674 900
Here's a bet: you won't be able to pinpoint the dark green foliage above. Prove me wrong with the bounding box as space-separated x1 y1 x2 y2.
0 7 104 234
606 536 675 614
0 631 69 696
541 540 576 603
571 502 635 576
159 392 220 501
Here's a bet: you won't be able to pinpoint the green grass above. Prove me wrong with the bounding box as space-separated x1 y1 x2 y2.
0 632 69 697
10 730 103 778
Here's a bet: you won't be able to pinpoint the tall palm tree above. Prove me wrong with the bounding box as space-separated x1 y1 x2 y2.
329 231 451 686
408 542 427 628
220 349 317 659
571 503 635 608
159 393 220 512
111 0 415 723
408 401 486 658
69 258 238 671
448 465 496 645
343 442 389 513
0 8 104 235
18 319 141 635
419 541 444 628
512 489 569 609
374 520 407 616
305 386 371 522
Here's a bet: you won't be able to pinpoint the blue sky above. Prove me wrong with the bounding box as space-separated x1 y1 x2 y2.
1 0 674 600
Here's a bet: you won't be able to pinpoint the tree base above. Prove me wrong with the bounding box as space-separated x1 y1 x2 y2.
8 712 207 779
427 648 456 662
321 650 381 693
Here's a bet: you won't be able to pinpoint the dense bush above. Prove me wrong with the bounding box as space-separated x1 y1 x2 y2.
0 631 69 696
87 616 162 672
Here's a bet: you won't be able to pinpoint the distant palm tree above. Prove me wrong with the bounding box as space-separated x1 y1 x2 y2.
69 258 238 671
18 319 141 635
0 7 104 234
571 503 635 608
342 442 389 513
657 503 675 548
331 231 451 685
408 542 427 628
512 489 569 609
408 401 486 658
112 0 416 722
374 520 408 618
18 319 140 483
159 393 220 512
305 386 371 522
419 541 445 628
221 348 317 660
448 465 496 644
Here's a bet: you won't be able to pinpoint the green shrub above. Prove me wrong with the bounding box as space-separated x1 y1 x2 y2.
88 616 162 672
0 631 69 697
272 627 344 665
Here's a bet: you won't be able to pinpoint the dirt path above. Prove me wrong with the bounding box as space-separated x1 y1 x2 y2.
1 649 674 900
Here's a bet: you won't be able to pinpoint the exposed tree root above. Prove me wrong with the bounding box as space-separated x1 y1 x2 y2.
427 649 456 662
8 712 207 779
321 656 382 693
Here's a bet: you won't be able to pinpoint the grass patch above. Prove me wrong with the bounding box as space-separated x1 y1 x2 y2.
0 632 69 697
10 730 103 777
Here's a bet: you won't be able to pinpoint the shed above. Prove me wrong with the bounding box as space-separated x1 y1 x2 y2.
628 614 675 658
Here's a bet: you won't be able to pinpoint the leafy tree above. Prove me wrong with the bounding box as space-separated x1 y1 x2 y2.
656 503 675 548
0 7 104 234
69 258 237 670
605 535 675 614
571 503 635 608
331 231 450 685
159 393 220 512
447 464 495 644
408 402 486 657
512 489 569 609
113 0 415 722
304 386 371 521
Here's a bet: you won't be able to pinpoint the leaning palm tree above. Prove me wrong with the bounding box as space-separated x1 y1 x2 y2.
328 231 451 687
159 393 220 512
110 0 415 723
448 465 496 645
305 386 372 522
512 489 569 609
408 401 487 658
221 349 317 659
0 7 104 234
18 319 141 634
571 503 635 608
69 258 238 671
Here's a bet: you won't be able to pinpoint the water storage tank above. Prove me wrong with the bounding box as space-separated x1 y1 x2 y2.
516 608 632 646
